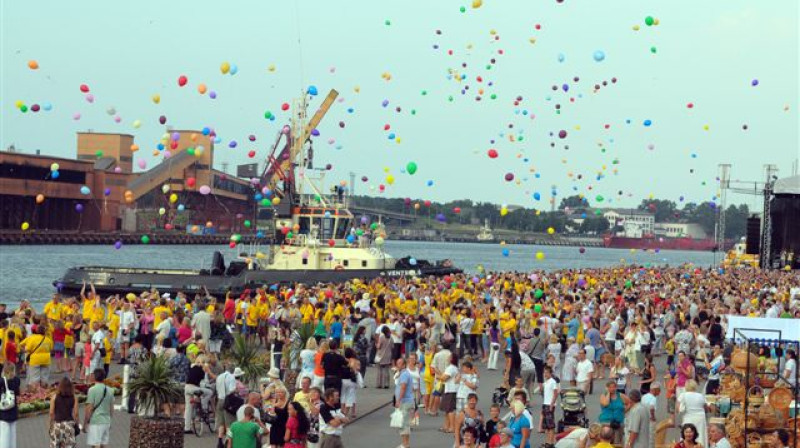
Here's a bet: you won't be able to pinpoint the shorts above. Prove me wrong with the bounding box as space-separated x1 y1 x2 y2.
54 342 65 358
28 365 49 385
440 392 457 413
432 380 445 397
75 342 85 358
397 402 415 436
243 325 256 335
542 405 555 430
215 399 236 430
605 340 615 355
87 423 110 446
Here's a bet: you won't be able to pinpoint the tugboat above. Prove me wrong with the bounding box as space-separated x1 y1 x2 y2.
55 89 461 296
476 219 494 242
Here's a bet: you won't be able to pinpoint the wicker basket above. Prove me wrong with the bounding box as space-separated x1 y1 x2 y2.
747 433 762 448
726 409 744 439
768 386 793 410
757 402 784 430
747 385 765 406
732 349 758 373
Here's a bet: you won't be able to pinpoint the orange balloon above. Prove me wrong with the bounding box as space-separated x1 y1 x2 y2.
197 83 207 94
130 144 139 152
27 60 39 70
35 194 45 204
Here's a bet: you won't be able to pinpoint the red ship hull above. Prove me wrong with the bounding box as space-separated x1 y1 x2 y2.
603 235 718 251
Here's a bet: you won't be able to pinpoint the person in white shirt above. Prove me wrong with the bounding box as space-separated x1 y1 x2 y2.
118 302 136 362
708 422 732 448
541 366 560 446
642 383 661 448
455 361 478 411
236 392 263 422
89 322 105 373
575 349 594 395
783 349 797 387
215 366 244 448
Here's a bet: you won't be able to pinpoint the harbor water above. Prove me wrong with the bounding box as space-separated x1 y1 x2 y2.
0 241 716 308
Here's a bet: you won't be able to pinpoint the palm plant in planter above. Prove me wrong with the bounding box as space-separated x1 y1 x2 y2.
229 334 269 389
127 355 184 448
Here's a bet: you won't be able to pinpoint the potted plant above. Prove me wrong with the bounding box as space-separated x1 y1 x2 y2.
127 355 184 448
229 334 268 389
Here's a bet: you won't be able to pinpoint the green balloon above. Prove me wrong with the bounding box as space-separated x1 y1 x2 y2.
187 148 195 156
261 198 270 206
534 289 543 299
595 195 605 202
650 46 657 54
244 220 251 228
459 6 466 12
370 222 378 230
625 280 632 289
406 162 418 175
20 105 28 113
645 16 654 26
286 231 293 239
534 304 542 313
140 235 150 244
356 229 364 236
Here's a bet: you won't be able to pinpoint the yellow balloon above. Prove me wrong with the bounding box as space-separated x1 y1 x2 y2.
152 94 160 104
126 293 136 301
500 207 508 216
21 222 30 231
272 197 281 206
267 64 276 72
386 175 395 185
547 227 555 235
220 61 231 74
132 119 141 129
169 193 178 203
535 251 545 260
472 0 482 8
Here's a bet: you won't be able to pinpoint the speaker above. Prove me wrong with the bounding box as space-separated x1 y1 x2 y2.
745 216 760 255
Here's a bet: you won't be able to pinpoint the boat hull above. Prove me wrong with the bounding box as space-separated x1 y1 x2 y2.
54 265 462 297
603 235 718 251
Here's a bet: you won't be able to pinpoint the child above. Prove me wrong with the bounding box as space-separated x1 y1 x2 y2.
665 336 676 370
484 404 502 445
455 361 478 412
103 330 113 378
665 370 677 414
5 333 18 372
52 321 68 374
488 420 506 448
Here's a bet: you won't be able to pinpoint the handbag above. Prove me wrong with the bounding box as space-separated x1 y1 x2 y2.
0 377 15 411
26 337 46 363
223 392 244 415
389 408 404 428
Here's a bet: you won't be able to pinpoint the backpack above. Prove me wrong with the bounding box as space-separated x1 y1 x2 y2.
0 378 15 411
520 351 536 372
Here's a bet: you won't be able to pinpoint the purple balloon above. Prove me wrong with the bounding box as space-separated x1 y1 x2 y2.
436 213 446 222
209 91 217 99
228 140 237 148
311 129 320 137
114 240 122 250
104 188 111 196
75 204 84 213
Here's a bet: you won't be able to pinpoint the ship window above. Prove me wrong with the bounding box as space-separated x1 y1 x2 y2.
299 217 311 235
343 260 349 267
362 260 367 268
321 217 334 240
302 258 308 265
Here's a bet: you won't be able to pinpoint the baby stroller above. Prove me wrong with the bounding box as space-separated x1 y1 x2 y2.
557 388 588 433
492 386 509 407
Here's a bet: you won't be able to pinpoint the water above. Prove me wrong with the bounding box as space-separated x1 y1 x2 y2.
0 241 716 308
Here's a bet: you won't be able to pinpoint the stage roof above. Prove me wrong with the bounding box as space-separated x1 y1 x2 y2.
774 174 800 195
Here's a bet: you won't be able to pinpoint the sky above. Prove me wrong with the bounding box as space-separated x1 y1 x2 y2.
2 0 798 211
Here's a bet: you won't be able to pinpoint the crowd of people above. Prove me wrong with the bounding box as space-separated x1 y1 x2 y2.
0 265 797 448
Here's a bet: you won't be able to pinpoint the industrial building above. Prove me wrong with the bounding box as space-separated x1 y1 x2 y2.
0 131 255 233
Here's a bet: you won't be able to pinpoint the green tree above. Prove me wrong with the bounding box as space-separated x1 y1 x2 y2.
559 195 589 210
638 199 678 222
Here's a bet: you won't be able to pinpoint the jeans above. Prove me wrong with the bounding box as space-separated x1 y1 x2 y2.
184 384 213 430
404 339 416 358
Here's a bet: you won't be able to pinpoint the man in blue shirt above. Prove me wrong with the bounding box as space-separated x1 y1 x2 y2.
394 356 416 448
330 316 343 344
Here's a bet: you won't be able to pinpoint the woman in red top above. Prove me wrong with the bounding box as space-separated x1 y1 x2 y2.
223 294 236 324
284 401 309 448
5 333 17 366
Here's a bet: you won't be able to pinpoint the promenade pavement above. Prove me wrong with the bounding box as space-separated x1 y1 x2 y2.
16 355 683 447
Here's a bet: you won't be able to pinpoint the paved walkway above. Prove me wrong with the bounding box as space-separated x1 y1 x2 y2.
17 355 685 447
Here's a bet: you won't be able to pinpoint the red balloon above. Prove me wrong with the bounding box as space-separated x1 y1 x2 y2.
79 84 90 93
453 207 461 214
170 141 178 149
384 124 391 131
328 239 335 247
248 150 256 158
186 177 196 187
504 173 514 182
178 75 188 87
165 223 174 230
424 200 431 207
281 103 290 111
229 241 236 248
487 149 498 158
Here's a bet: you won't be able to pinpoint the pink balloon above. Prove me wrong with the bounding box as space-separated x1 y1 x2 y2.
199 185 211 195
137 159 147 169
85 94 94 103
72 113 81 120
113 115 121 123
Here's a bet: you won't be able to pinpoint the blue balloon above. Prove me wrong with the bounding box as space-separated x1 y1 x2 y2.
533 192 541 201
254 193 263 201
229 141 237 148
593 50 606 62
502 248 510 257
51 170 60 179
229 64 238 75
557 53 565 63
409 258 417 266
202 127 210 135
80 186 91 195
346 235 355 243
177 204 185 211
157 143 165 151
256 231 264 238
427 180 434 186
643 119 652 127
307 85 318 96
42 103 52 111
388 133 396 140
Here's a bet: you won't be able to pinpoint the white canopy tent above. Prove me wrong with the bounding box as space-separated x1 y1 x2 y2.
725 315 800 341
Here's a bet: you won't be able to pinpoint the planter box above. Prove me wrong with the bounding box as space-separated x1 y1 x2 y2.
129 416 184 448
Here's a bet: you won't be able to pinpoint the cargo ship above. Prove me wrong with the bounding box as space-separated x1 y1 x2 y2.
603 235 719 251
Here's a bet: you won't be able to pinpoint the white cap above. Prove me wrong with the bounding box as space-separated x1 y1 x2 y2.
232 367 245 378
161 293 171 299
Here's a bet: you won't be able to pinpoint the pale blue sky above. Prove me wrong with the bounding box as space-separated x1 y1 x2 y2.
2 0 798 209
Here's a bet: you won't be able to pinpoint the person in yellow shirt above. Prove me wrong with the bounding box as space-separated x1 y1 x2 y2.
300 301 314 324
22 326 53 391
102 333 113 376
245 297 259 343
43 294 65 322
153 298 172 327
